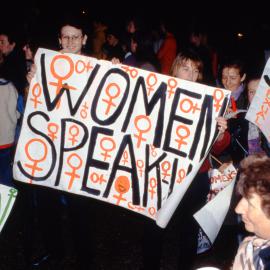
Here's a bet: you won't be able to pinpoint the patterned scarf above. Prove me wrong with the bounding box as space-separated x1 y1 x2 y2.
232 236 270 270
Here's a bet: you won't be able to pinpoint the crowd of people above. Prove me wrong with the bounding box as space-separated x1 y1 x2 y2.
1 11 270 270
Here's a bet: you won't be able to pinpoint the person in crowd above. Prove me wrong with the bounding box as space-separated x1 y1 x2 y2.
102 27 124 61
24 15 96 270
218 58 249 166
220 58 248 111
142 48 230 270
232 154 270 270
157 19 177 75
219 74 265 161
121 32 138 67
122 17 142 64
0 50 3 65
114 30 160 72
0 29 27 96
22 37 40 105
170 48 204 82
189 26 218 85
135 30 160 72
90 17 108 59
58 19 88 55
12 38 40 142
22 38 39 72
152 22 164 54
247 76 259 106
125 17 141 35
0 75 20 187
246 76 266 155
0 29 28 141
244 75 270 157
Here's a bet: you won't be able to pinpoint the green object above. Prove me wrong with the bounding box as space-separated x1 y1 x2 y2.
0 188 17 227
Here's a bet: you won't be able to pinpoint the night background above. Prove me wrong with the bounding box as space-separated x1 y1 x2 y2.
2 3 270 54
2 2 270 75
1 2 270 270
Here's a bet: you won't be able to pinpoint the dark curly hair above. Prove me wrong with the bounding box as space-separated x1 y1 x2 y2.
237 154 270 218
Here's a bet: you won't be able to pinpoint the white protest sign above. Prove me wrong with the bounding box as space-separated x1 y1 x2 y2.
194 164 237 244
0 184 17 233
207 163 237 201
13 48 230 228
246 57 270 142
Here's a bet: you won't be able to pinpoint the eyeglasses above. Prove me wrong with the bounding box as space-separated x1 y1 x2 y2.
61 35 82 42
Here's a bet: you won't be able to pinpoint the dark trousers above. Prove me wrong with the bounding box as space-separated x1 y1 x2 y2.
17 183 65 264
142 172 210 270
0 147 14 186
65 193 96 269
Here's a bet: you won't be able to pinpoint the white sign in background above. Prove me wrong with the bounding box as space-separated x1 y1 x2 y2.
246 57 270 142
195 164 237 245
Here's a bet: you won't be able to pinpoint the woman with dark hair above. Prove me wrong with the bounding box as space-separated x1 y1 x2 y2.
220 58 248 111
233 154 270 269
135 30 160 72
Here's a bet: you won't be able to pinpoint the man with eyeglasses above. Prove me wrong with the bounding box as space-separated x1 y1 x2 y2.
24 15 96 270
59 23 87 55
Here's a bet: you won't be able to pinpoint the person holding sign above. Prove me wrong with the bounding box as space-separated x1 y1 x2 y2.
142 48 230 270
24 15 97 270
232 154 270 270
219 58 249 166
220 58 247 112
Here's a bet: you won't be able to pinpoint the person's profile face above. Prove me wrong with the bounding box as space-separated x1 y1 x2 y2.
235 192 270 239
175 59 200 82
59 25 87 55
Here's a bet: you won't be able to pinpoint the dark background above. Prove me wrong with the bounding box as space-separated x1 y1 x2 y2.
2 2 269 75
0 3 265 269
